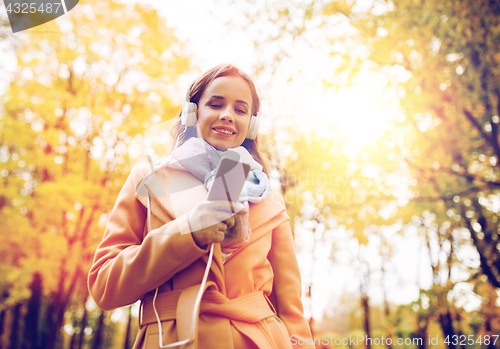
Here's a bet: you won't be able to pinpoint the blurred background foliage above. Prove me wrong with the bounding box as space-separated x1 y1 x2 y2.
1 0 500 348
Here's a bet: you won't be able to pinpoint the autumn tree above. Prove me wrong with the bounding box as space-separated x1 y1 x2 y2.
332 0 500 289
0 1 189 348
320 0 500 342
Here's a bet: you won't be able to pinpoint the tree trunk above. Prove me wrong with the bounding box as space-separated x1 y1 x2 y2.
43 267 82 349
68 320 77 349
8 304 21 349
484 318 495 349
92 311 105 349
439 310 456 349
463 206 500 288
0 308 6 349
41 299 58 349
76 294 88 349
483 284 496 349
23 272 42 349
123 307 132 349
360 257 371 349
383 298 393 349
361 295 371 349
380 250 393 349
415 314 428 349
40 264 65 349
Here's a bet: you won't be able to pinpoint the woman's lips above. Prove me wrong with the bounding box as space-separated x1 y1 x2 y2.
212 127 236 136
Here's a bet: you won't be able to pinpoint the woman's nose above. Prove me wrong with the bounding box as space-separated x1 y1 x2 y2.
219 107 235 123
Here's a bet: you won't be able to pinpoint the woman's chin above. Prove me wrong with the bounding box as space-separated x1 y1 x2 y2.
205 139 230 151
204 137 242 151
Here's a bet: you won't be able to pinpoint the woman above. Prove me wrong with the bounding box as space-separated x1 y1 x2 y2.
88 64 314 349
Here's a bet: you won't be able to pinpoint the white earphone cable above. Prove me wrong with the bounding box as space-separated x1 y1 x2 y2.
172 126 188 160
145 170 215 348
146 178 215 348
153 243 214 348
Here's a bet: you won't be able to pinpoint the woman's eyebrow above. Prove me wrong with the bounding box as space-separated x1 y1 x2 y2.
210 95 225 100
210 95 249 107
235 100 249 107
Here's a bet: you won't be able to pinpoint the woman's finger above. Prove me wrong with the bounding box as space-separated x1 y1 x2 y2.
214 223 227 241
223 215 235 230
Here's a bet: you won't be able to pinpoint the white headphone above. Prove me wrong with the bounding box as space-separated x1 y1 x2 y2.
180 89 261 140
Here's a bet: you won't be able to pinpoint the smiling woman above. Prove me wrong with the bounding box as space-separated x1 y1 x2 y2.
88 63 315 349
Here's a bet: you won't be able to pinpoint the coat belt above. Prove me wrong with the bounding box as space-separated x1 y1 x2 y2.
140 285 276 328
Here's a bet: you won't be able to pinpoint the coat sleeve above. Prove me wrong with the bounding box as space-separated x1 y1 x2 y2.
267 218 315 349
87 165 209 311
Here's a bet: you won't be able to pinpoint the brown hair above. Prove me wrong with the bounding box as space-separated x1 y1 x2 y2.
169 63 270 174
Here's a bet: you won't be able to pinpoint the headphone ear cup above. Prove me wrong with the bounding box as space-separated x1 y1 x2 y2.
181 102 197 127
246 115 261 140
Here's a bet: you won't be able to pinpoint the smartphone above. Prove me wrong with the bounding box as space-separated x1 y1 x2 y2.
207 157 250 203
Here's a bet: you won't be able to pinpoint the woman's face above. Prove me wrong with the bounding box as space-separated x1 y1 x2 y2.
196 75 253 150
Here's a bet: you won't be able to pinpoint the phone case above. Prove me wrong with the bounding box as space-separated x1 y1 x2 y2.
207 157 251 202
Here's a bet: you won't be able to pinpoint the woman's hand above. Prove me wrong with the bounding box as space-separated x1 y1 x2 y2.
188 200 244 248
221 202 250 249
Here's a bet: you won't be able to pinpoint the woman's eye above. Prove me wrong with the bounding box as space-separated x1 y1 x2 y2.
210 104 222 108
236 108 247 114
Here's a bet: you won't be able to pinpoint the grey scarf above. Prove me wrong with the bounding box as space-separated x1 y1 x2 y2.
168 137 269 203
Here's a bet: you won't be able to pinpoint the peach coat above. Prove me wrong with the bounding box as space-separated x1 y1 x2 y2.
88 162 314 349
